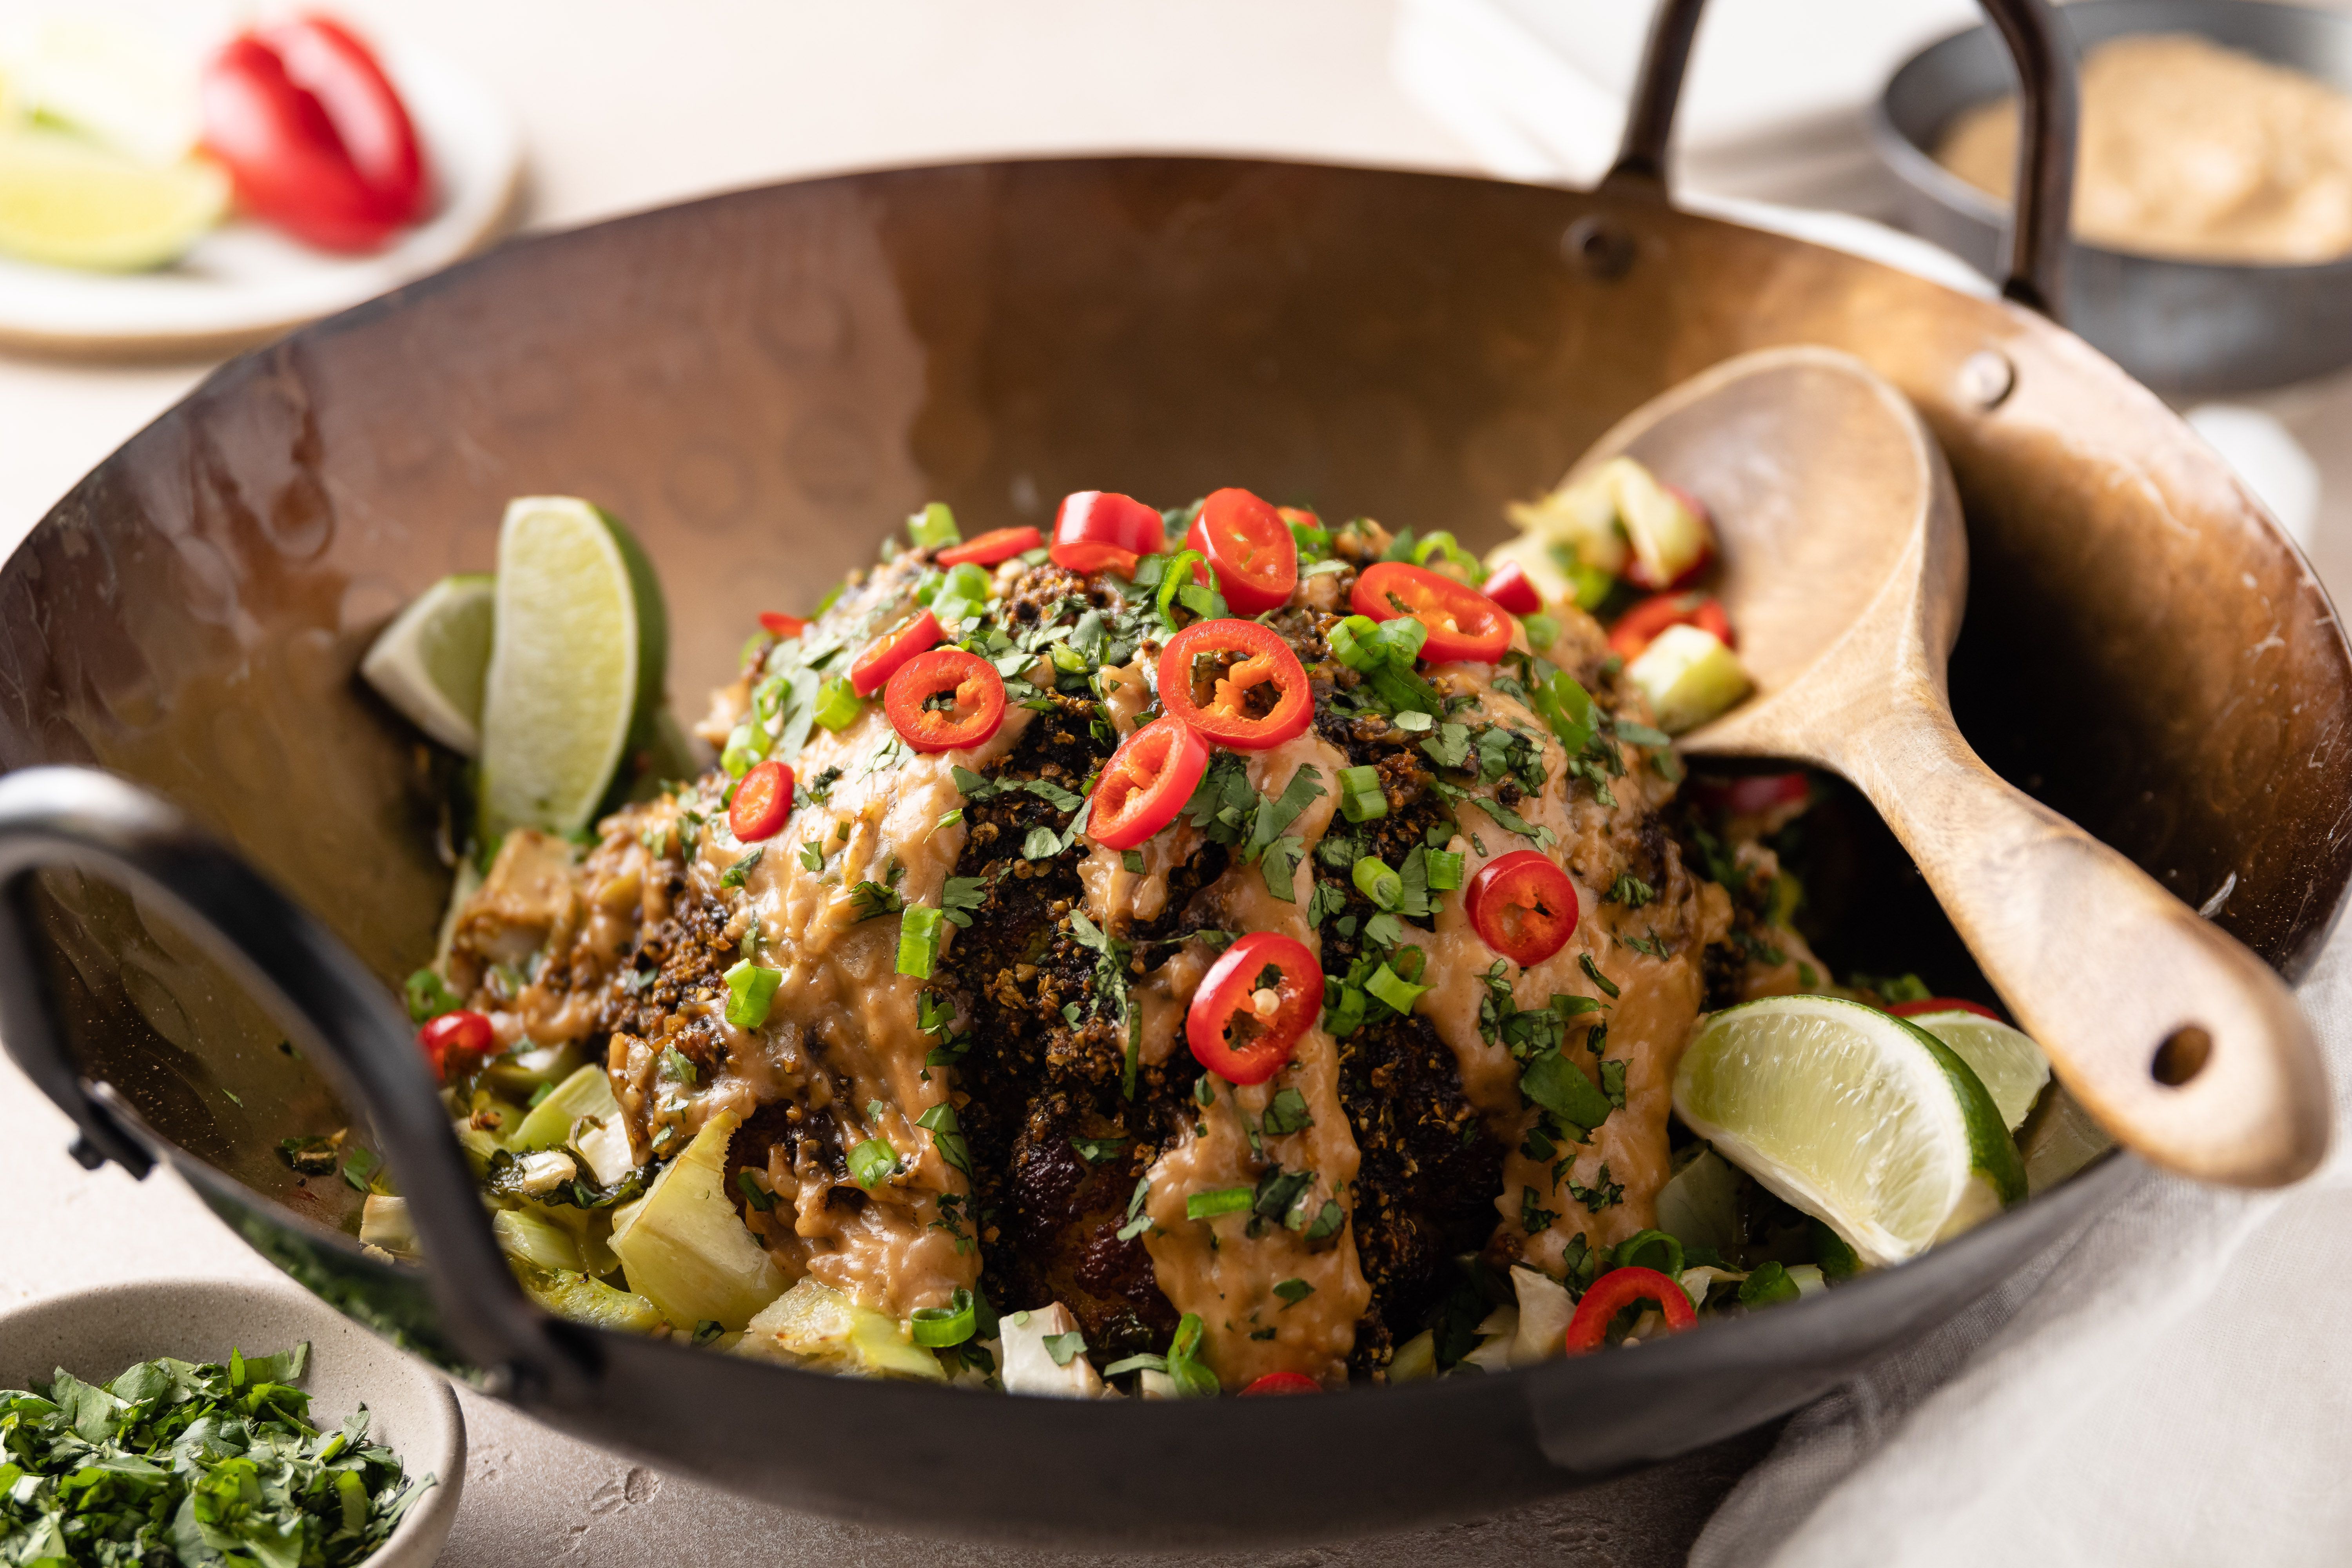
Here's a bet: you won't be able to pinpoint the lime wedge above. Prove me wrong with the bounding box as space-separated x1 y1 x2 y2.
0 129 225 271
478 497 668 842
359 573 496 755
1673 995 2026 1267
1900 1010 2051 1133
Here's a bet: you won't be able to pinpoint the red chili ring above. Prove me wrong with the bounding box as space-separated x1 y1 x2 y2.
1187 930 1324 1086
759 611 809 640
1089 715 1211 851
729 759 796 841
1186 487 1298 615
1563 1266 1696 1354
1889 998 2003 1022
1483 559 1542 616
1465 850 1580 967
1239 1371 1323 1396
937 526 1042 568
1056 490 1166 556
883 648 1008 754
850 607 945 696
1048 538 1142 579
1351 561 1512 664
1157 619 1314 751
418 1008 492 1083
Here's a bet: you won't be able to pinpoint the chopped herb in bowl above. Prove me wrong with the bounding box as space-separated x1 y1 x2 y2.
0 1343 430 1567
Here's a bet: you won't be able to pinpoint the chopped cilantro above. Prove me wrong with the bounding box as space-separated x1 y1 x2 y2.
1272 1278 1315 1309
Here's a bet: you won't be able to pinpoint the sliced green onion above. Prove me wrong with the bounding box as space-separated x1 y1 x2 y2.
929 595 977 628
911 1287 978 1347
1610 1229 1685 1278
1410 530 1485 583
812 676 862 732
1365 962 1425 1014
720 721 763 778
723 960 782 1029
1522 612 1560 652
1101 1352 1168 1378
913 567 945 606
1157 548 1211 631
908 501 961 550
941 561 993 603
1327 614 1385 672
848 1136 899 1189
1352 855 1402 910
1391 710 1434 732
1424 849 1465 891
814 581 846 615
1336 764 1388 823
1379 615 1429 664
1186 1186 1254 1221
1324 984 1366 1038
897 905 944 978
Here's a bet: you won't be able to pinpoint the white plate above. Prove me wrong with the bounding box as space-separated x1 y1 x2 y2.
0 38 520 356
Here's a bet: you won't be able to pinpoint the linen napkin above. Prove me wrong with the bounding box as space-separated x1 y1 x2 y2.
1690 918 2352 1566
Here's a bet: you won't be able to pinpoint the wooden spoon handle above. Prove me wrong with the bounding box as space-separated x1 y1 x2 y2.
1837 705 2329 1187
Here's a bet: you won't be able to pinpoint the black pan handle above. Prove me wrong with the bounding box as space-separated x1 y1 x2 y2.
1606 0 2078 319
0 765 585 1398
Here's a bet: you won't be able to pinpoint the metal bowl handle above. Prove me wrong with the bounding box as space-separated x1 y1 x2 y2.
1607 0 2078 319
0 765 583 1396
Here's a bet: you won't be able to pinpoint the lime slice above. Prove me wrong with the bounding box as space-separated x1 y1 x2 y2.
0 129 225 271
1901 1010 2051 1133
478 497 668 842
359 573 496 755
1673 995 2026 1267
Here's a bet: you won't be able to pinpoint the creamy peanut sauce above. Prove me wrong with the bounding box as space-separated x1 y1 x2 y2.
1137 729 1370 1389
1939 34 2352 264
1406 658 1728 1267
684 683 1041 1318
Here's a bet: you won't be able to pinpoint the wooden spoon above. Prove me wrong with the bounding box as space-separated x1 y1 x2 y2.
1567 344 2327 1187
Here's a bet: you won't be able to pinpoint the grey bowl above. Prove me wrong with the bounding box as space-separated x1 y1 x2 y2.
1873 0 2352 394
0 1276 465 1568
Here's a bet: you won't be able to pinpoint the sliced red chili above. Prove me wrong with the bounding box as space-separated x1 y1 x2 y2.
1564 1265 1696 1354
1187 931 1325 1085
1690 771 1807 818
1157 619 1313 750
849 608 944 696
1889 997 2003 1021
759 611 809 640
1048 538 1142 579
1089 716 1210 851
1606 592 1734 661
1056 490 1166 556
1186 487 1298 615
1351 561 1512 664
418 1008 492 1083
937 526 1041 568
729 760 796 841
1466 850 1579 967
884 648 1007 753
1483 559 1542 615
1240 1371 1322 1396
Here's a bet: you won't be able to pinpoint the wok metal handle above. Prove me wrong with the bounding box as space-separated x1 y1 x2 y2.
0 765 585 1398
1608 0 2079 318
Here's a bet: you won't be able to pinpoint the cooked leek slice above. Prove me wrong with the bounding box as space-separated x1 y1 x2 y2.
737 1278 947 1382
608 1109 784 1331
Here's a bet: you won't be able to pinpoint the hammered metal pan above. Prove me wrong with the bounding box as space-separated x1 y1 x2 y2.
0 0 2344 1544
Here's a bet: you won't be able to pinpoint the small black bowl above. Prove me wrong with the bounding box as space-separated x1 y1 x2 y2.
1874 0 2352 394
